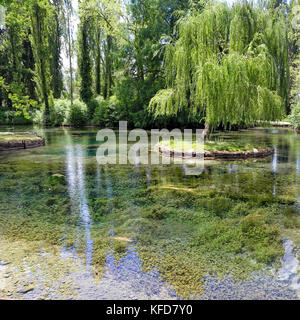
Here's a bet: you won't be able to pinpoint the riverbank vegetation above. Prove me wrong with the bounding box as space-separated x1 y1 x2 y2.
0 132 45 150
157 138 265 152
0 0 299 131
0 132 40 143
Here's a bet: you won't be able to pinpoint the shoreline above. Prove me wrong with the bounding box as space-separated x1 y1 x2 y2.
0 132 45 151
157 145 274 160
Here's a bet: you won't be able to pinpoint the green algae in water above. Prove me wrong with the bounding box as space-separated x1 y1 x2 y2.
1 127 300 299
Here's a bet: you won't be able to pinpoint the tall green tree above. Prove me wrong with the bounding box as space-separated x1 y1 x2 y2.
90 0 121 99
114 0 199 127
78 1 93 103
63 0 74 104
103 34 113 99
49 0 64 99
95 24 102 95
29 0 53 124
78 0 121 101
149 1 289 136
289 0 300 108
0 0 37 120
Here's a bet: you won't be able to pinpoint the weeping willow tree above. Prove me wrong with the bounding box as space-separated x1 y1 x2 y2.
149 1 289 136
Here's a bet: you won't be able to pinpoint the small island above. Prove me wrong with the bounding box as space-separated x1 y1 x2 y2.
0 132 45 151
156 139 274 160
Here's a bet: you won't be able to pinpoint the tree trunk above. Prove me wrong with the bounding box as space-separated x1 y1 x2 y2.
67 14 73 105
51 11 62 99
41 57 50 124
96 29 101 95
202 123 211 141
35 4 50 125
104 35 113 99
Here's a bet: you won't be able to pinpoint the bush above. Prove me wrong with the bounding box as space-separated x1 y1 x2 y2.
87 98 100 120
92 95 120 127
64 99 88 127
0 104 34 125
33 99 69 126
33 99 88 127
50 99 69 126
33 109 44 125
130 109 150 128
106 95 120 126
0 109 33 125
92 96 108 127
289 102 300 129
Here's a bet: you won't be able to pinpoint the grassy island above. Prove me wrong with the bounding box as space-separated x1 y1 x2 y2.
0 132 45 151
156 139 273 159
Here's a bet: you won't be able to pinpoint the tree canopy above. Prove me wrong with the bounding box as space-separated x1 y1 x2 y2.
0 0 298 128
149 1 290 130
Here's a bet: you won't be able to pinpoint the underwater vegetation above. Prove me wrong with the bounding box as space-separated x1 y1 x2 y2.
1 127 300 299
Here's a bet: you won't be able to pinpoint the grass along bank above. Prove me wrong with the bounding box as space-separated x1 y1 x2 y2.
0 132 45 151
156 138 273 159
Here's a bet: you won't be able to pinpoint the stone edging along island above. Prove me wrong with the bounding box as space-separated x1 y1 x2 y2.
0 132 45 151
157 145 274 160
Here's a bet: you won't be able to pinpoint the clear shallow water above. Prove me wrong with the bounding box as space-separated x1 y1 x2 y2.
1 126 300 299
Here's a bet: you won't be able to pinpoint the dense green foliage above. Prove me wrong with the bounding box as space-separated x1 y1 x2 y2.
34 98 88 127
49 0 64 99
289 0 300 128
149 1 291 130
0 0 37 123
92 95 120 127
78 17 93 104
29 0 54 124
0 0 299 128
289 101 300 129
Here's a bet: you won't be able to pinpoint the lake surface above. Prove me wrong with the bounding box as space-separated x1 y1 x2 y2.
1 126 300 300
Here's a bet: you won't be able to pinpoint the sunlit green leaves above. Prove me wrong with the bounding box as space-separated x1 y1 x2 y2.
149 1 289 129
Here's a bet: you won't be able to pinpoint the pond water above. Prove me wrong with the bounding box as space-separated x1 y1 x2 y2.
1 126 300 300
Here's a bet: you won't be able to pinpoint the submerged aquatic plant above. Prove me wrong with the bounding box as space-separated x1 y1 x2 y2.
1 128 300 299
